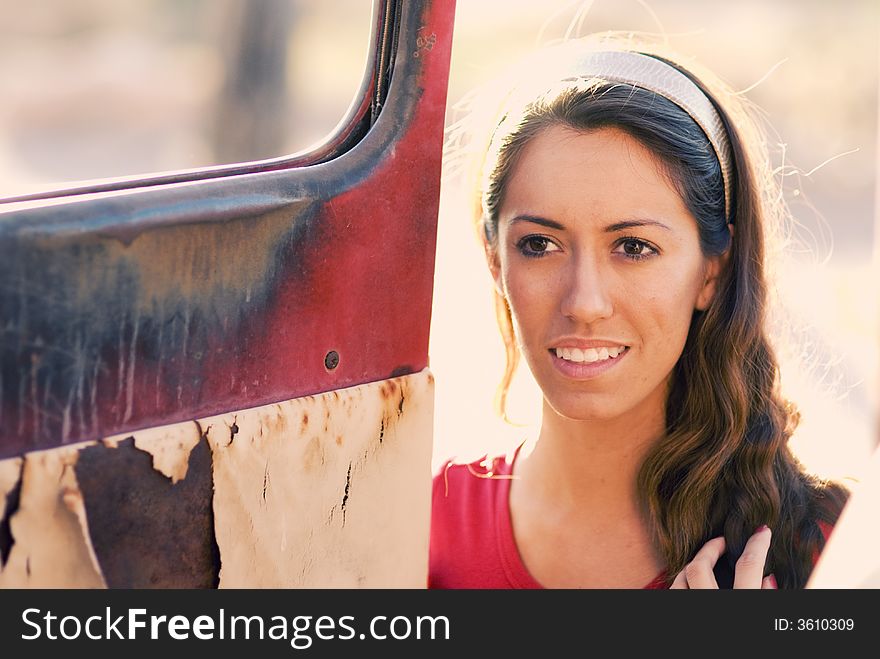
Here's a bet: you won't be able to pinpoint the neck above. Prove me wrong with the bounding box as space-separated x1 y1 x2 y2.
516 392 667 517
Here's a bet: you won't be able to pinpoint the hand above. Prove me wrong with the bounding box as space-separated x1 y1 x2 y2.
670 526 777 589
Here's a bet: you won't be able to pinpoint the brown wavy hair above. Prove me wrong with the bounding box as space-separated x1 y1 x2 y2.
475 42 849 588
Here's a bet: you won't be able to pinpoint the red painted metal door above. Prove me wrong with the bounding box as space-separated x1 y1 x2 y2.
0 0 455 587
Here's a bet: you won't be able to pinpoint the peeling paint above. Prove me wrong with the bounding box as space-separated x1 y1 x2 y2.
102 433 132 449
0 447 106 588
74 435 219 588
0 370 433 588
204 369 434 588
0 457 22 521
133 421 201 484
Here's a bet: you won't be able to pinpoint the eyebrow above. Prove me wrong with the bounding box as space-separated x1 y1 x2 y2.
604 219 672 233
508 215 672 232
508 215 565 230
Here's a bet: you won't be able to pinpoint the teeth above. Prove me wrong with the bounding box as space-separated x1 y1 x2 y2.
554 345 627 363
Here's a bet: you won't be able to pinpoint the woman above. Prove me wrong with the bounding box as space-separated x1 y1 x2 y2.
429 39 849 589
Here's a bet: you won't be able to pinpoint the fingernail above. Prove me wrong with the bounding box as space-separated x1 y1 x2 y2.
768 573 778 589
754 524 770 533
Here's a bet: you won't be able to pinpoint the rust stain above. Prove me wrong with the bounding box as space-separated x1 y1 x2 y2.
272 412 287 434
303 436 324 472
379 380 398 400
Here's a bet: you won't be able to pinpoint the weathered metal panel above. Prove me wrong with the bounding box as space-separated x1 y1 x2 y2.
0 0 453 587
0 0 455 459
0 370 433 588
206 369 434 588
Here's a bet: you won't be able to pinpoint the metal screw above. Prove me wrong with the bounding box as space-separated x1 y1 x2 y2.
324 350 339 370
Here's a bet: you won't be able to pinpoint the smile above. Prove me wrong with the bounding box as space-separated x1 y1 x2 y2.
553 346 628 363
548 345 630 380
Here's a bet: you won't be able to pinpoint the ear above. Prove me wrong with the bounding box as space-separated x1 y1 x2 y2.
483 237 504 297
695 223 733 311
484 241 505 298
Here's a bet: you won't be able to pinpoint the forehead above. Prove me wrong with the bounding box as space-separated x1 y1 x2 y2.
500 125 694 231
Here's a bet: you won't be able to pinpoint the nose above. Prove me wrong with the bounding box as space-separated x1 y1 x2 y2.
559 253 614 323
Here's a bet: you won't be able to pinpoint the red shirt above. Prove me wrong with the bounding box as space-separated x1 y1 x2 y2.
428 450 668 589
429 448 834 589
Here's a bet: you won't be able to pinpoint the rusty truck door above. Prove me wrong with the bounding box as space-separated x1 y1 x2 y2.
0 0 455 588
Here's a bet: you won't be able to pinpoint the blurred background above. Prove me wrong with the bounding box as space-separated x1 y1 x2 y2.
0 0 876 481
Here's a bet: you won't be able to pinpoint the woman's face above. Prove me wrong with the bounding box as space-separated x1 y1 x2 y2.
492 125 725 423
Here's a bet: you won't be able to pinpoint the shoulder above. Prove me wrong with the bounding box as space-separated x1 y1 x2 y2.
431 451 520 517
428 452 516 589
429 451 517 543
432 452 515 496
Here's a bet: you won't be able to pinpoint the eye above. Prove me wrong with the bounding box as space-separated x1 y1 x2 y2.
515 235 560 258
614 237 658 262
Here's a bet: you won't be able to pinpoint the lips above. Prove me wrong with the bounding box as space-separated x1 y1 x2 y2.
548 345 630 379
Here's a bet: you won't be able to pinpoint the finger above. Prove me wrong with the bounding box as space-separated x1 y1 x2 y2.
733 526 772 589
761 573 778 590
682 536 726 589
670 569 689 589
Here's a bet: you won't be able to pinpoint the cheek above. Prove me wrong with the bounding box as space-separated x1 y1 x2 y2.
503 269 548 326
634 268 705 346
500 263 562 343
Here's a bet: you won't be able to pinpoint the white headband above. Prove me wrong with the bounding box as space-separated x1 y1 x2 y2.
563 50 734 221
485 49 735 222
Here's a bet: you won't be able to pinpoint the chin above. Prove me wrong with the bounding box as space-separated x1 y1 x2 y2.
542 392 629 423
